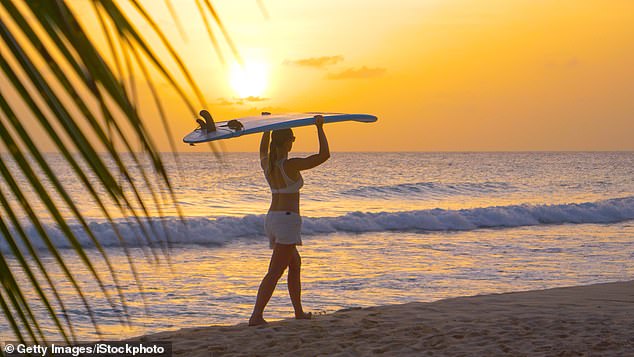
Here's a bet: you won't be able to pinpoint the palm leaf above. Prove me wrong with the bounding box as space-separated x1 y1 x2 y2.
0 0 242 342
0 188 75 342
195 0 226 65
0 20 143 325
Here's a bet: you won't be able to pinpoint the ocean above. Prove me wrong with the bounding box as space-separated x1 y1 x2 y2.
1 152 633 340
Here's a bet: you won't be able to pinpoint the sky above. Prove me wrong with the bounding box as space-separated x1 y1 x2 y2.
2 0 634 152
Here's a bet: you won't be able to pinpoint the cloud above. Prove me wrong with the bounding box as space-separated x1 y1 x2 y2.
285 55 344 68
244 96 268 102
326 66 386 80
215 98 235 106
215 97 269 106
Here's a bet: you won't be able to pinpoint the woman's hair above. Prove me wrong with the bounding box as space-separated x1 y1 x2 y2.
268 128 294 174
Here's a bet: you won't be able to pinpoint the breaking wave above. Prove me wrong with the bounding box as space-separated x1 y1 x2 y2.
2 196 633 253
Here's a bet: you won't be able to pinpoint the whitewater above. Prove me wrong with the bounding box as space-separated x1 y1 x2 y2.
2 196 634 252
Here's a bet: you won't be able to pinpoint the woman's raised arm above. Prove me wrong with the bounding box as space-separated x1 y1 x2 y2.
260 131 270 169
288 115 330 171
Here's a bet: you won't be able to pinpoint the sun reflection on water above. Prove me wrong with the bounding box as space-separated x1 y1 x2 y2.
5 221 633 341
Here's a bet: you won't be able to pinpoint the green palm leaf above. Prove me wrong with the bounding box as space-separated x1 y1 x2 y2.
0 0 240 342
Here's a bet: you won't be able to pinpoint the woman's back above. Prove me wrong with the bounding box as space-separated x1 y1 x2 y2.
263 158 303 193
262 157 302 213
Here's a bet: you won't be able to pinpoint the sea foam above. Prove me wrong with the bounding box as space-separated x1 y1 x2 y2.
1 196 633 253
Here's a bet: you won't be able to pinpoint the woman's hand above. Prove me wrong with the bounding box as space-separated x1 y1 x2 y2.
288 115 330 171
314 115 324 128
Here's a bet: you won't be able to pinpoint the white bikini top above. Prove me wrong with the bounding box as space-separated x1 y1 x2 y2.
263 158 304 194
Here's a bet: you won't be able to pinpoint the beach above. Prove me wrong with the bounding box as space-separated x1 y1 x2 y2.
138 280 634 356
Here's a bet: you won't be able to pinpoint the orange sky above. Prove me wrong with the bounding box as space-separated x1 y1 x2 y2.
2 0 634 152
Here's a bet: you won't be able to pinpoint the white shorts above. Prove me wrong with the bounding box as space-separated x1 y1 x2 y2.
265 211 302 249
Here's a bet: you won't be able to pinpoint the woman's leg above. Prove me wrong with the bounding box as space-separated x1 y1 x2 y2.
287 247 311 319
249 244 295 326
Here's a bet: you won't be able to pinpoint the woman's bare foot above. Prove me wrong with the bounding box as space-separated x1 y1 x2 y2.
295 311 312 320
249 315 268 326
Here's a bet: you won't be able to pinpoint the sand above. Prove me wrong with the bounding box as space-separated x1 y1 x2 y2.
135 281 634 356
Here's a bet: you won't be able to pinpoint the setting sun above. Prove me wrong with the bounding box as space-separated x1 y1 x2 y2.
229 61 268 98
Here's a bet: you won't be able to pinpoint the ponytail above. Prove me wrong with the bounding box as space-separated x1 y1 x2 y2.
268 128 294 174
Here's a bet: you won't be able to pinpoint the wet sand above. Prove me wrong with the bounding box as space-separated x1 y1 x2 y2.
136 280 634 356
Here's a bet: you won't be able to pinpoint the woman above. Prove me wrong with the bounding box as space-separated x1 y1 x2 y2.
249 115 330 326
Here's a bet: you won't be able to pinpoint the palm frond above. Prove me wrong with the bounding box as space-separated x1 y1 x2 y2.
0 0 241 342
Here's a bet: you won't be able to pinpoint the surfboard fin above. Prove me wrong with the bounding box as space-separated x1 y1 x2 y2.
196 118 207 134
199 110 216 132
227 119 244 131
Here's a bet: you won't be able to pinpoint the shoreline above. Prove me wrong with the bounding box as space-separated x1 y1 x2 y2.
132 280 634 356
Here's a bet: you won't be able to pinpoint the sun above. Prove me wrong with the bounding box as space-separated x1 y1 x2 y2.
229 61 268 98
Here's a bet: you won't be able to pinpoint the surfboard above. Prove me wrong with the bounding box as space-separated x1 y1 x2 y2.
183 111 377 144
